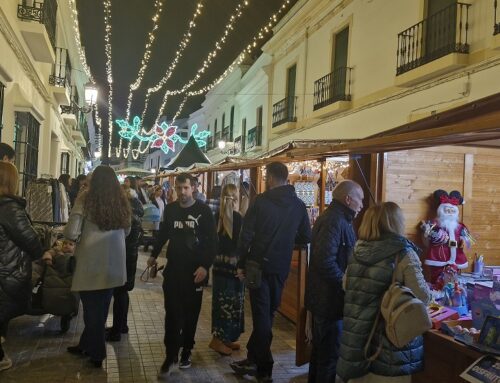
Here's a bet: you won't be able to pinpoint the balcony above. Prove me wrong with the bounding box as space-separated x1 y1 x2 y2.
222 125 232 142
17 0 57 63
60 104 79 126
234 135 243 154
312 67 352 118
71 127 86 146
246 126 262 152
206 136 214 151
395 2 471 87
272 96 297 130
49 47 72 105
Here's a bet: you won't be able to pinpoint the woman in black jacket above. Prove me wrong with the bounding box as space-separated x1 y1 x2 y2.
0 162 45 371
106 181 144 341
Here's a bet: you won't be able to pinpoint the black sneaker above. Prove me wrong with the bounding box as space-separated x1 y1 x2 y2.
105 328 121 342
179 349 192 369
230 359 257 376
158 358 175 379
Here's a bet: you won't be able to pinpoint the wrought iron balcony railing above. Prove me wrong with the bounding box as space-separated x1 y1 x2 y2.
246 126 262 150
17 0 57 50
49 47 72 89
495 0 500 35
396 2 471 76
272 96 297 128
313 67 352 111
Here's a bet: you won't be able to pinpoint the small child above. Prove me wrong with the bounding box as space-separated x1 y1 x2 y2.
35 239 79 333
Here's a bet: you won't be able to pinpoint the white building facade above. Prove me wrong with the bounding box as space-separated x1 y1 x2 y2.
0 0 93 193
194 0 500 161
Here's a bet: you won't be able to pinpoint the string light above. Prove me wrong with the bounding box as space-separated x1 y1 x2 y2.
172 95 188 124
67 0 94 82
118 1 204 159
149 0 251 125
168 0 292 122
103 0 114 157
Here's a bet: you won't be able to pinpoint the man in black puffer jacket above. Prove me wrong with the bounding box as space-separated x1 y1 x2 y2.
305 180 364 383
0 166 45 370
231 162 311 383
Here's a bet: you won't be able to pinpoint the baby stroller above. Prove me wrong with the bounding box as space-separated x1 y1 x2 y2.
31 222 79 333
141 203 160 251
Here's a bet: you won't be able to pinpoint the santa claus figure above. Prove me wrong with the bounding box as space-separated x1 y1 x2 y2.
421 189 474 285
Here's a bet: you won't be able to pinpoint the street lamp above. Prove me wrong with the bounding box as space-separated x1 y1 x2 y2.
218 140 226 150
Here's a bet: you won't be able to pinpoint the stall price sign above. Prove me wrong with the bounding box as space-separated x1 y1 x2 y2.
460 355 500 383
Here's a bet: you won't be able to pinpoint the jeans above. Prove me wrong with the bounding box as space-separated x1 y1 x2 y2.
78 289 113 361
163 270 203 361
308 315 343 383
247 272 286 376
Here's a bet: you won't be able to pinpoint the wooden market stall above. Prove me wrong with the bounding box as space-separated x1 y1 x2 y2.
285 93 500 375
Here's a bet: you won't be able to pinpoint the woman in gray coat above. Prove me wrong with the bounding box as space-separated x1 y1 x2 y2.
63 166 131 368
337 202 431 383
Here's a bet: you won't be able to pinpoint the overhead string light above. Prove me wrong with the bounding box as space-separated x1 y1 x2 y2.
119 0 164 158
67 0 94 82
138 1 204 130
103 0 114 158
150 0 251 126
167 0 292 124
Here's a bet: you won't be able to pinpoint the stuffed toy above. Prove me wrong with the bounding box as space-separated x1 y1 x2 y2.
421 189 475 285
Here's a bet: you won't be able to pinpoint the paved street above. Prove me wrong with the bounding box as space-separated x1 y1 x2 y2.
1 252 308 383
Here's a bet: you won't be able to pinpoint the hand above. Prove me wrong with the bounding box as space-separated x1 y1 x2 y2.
305 310 313 344
42 251 53 265
147 256 157 268
193 267 207 284
236 268 245 281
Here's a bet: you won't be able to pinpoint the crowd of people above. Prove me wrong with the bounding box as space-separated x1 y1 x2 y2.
0 141 431 383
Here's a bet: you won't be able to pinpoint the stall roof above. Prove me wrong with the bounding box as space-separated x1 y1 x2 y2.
163 135 211 170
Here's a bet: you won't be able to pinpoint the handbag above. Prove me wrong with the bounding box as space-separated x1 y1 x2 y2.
245 259 262 289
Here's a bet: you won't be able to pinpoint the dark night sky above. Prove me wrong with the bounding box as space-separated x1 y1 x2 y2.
76 0 297 149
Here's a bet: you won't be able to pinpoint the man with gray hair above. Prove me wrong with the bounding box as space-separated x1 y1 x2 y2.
305 180 364 383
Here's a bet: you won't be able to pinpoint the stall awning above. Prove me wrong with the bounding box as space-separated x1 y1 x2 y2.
163 135 211 170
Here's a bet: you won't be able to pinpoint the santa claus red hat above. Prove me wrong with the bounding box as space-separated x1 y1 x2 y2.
433 189 464 206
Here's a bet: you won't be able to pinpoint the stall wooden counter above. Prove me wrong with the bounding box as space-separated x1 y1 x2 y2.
412 330 484 383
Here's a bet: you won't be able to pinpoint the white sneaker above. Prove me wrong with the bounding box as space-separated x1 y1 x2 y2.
0 355 13 372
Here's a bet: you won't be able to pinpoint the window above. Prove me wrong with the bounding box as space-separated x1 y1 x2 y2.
256 106 263 127
241 118 246 153
230 106 234 141
60 152 70 175
0 82 5 141
14 112 40 195
330 26 349 102
214 119 218 132
222 113 225 130
286 64 297 119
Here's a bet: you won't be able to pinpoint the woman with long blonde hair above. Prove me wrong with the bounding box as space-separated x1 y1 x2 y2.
0 162 45 372
64 165 131 368
209 183 245 355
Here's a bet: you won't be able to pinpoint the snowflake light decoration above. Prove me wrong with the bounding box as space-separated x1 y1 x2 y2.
116 116 210 154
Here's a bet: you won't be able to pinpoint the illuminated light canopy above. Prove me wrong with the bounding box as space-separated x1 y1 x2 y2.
116 117 210 154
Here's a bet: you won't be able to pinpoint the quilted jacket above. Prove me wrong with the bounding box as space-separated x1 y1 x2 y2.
0 195 44 322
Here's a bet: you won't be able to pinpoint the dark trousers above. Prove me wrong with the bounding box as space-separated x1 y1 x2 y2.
78 289 113 362
111 285 129 333
247 272 286 376
308 315 343 383
163 271 203 362
0 321 6 360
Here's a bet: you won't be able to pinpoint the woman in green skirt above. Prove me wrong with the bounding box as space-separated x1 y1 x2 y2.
210 184 244 355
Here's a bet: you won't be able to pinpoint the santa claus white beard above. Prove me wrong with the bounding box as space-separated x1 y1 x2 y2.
438 213 459 233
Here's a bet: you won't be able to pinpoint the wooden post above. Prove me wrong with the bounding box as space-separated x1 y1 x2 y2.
320 158 326 212
206 171 213 199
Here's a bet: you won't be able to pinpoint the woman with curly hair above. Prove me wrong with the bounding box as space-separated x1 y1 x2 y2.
63 166 131 368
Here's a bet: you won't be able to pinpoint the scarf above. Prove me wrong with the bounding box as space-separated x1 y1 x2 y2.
218 195 235 238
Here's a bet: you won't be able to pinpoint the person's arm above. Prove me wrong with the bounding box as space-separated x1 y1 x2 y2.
64 197 85 243
311 219 344 286
2 202 44 261
295 204 312 245
150 207 171 259
400 250 432 305
236 198 259 270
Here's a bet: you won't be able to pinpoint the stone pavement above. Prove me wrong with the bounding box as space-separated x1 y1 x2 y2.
1 252 309 383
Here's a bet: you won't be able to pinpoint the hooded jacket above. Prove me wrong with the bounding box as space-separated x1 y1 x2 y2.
0 195 44 322
237 185 311 277
336 233 431 381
